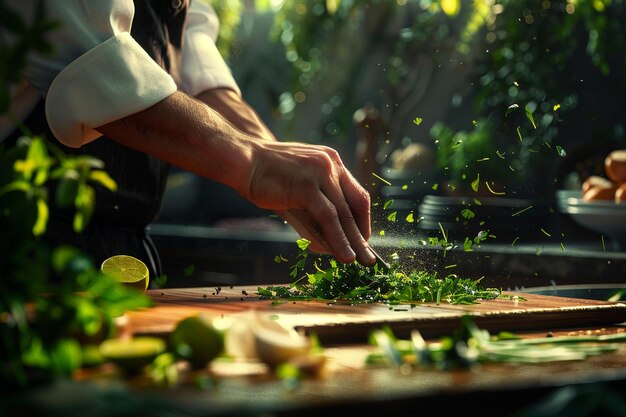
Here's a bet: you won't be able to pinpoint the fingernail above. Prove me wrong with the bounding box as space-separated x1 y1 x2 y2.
345 247 357 262
365 247 376 264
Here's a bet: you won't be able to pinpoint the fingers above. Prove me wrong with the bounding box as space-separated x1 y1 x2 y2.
247 141 374 265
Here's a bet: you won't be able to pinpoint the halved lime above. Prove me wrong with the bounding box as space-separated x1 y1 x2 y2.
101 254 149 292
99 336 166 374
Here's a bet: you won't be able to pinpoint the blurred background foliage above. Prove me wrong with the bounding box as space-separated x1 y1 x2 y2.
208 0 625 198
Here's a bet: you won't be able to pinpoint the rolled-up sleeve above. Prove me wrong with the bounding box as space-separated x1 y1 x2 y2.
181 1 240 97
20 1 177 148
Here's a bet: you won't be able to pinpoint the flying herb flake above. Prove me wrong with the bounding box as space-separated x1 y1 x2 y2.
540 228 551 237
496 150 506 159
511 206 533 217
461 208 475 220
505 104 519 117
477 157 490 162
485 182 505 196
402 184 408 190
274 255 289 263
406 212 415 223
556 146 567 157
471 174 480 192
560 242 565 251
511 237 519 246
524 104 537 129
553 103 561 111
387 211 398 222
601 235 606 252
379 230 385 236
516 126 523 142
432 183 439 191
413 117 423 126
472 120 478 126
383 199 394 210
372 172 392 186
444 264 457 269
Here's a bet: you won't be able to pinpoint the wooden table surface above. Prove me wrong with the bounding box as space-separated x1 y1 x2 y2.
110 286 626 416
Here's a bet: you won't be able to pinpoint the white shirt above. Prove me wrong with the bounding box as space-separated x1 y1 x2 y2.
1 0 240 148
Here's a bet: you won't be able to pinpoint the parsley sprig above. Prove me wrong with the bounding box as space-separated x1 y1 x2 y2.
258 239 501 305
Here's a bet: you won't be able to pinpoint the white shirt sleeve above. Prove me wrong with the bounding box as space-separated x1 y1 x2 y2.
181 1 241 96
17 1 177 148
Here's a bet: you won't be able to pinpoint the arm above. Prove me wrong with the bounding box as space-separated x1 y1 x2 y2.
96 91 375 265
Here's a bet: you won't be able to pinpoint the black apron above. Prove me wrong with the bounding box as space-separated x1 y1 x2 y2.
5 0 190 282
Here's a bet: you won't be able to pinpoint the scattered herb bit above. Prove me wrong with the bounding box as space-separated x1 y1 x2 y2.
560 242 566 251
461 208 475 220
259 241 500 305
505 103 519 117
432 183 439 191
387 211 398 222
402 184 408 190
379 230 385 236
553 103 561 111
485 182 505 195
413 117 423 126
383 199 394 210
601 235 606 252
540 228 551 237
406 212 415 223
274 255 289 263
524 104 537 129
496 150 506 159
511 206 533 217
556 145 567 157
516 126 523 142
472 120 478 126
372 172 392 186
476 157 490 162
511 237 519 247
471 174 480 192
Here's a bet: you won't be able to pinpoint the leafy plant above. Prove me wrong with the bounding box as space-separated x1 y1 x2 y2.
0 3 152 389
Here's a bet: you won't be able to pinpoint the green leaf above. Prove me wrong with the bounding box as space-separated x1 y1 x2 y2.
471 174 480 192
296 238 311 251
88 170 117 191
505 104 519 117
32 197 48 235
524 104 537 129
556 146 567 157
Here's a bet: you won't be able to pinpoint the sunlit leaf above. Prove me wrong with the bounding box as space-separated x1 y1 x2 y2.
89 170 117 192
524 104 537 129
440 0 461 17
505 104 519 117
33 197 48 236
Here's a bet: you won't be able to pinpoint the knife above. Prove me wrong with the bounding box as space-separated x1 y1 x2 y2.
369 246 391 272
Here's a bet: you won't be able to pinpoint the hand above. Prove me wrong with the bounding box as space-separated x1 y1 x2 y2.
241 140 376 265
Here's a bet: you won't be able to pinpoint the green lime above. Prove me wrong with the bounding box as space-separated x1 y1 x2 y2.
101 255 149 292
170 315 225 369
99 336 166 374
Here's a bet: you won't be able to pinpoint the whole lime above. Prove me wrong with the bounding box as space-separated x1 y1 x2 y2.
170 315 225 369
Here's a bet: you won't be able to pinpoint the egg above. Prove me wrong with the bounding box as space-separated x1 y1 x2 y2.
604 150 626 183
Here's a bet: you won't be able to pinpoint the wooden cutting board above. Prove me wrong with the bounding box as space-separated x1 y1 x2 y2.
127 286 626 345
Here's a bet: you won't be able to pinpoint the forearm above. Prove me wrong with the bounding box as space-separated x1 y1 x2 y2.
95 90 255 196
196 88 277 141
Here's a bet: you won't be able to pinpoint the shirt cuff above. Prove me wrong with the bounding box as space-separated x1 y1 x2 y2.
45 32 178 148
181 27 241 97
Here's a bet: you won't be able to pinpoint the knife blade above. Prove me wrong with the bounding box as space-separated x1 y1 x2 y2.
369 247 391 272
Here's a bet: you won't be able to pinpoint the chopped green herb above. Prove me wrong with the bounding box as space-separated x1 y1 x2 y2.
505 103 519 117
402 184 408 190
511 206 533 217
366 316 624 369
383 199 394 210
540 228 551 237
553 103 561 111
556 145 566 157
516 126 523 142
485 182 505 195
524 104 537 129
372 172 392 186
259 242 500 305
432 183 439 191
406 212 415 223
511 237 519 247
461 208 475 220
413 117 423 126
471 174 480 192
387 211 398 222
